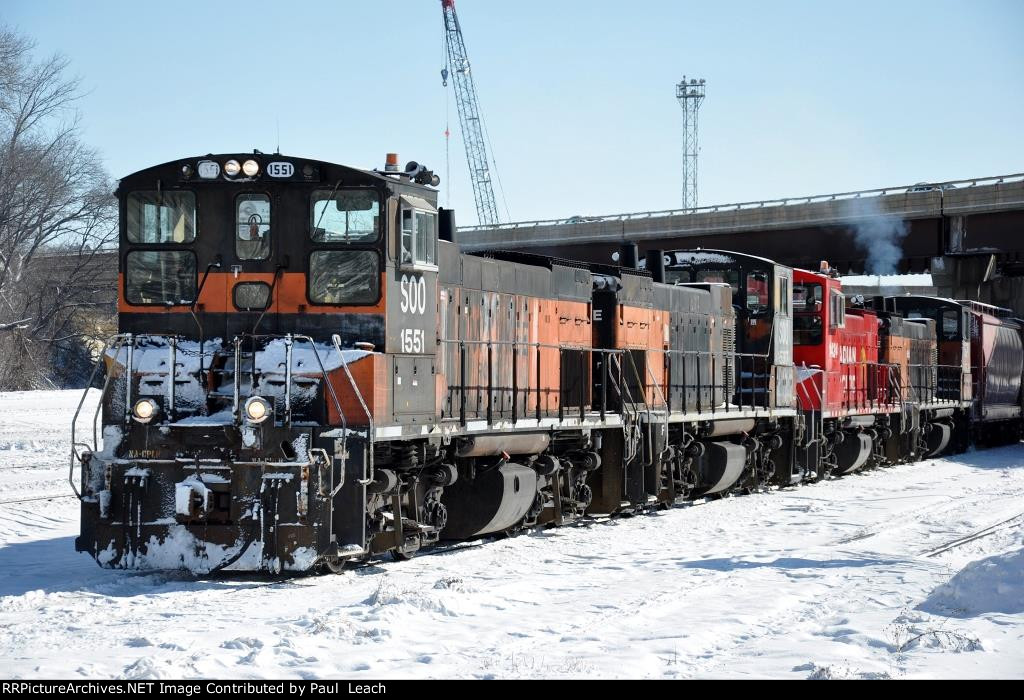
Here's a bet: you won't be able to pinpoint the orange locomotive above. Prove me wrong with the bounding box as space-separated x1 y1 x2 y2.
70 153 1021 575
73 154 792 573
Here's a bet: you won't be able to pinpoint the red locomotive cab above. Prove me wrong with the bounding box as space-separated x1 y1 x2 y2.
792 270 883 415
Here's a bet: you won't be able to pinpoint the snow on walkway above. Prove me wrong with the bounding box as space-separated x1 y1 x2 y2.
0 390 1021 679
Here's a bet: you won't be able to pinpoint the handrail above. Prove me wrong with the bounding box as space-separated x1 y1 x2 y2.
287 335 346 434
330 334 374 501
69 333 130 500
330 334 373 434
437 337 781 424
284 335 294 426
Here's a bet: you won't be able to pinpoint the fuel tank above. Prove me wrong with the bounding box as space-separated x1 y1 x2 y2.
440 463 538 539
833 431 872 475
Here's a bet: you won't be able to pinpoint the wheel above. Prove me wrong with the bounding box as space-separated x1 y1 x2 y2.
390 548 415 562
390 535 421 562
318 556 347 574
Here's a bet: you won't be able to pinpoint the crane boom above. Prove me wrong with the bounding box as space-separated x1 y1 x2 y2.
441 0 501 226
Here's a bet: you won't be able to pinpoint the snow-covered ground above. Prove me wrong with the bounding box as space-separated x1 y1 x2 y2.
1 390 1022 679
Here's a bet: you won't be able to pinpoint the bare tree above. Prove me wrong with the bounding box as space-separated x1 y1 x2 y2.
0 26 116 390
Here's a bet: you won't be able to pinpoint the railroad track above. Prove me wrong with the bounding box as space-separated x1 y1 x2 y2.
0 493 75 506
921 511 1024 558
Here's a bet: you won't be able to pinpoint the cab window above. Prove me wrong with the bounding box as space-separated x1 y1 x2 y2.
236 194 271 260
401 208 437 267
793 282 823 345
794 314 823 345
311 189 379 242
793 282 823 312
127 191 195 243
125 250 196 305
693 269 739 295
941 309 959 340
746 271 770 314
664 269 689 285
309 250 379 304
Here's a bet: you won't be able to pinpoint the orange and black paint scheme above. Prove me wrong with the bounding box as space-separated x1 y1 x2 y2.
72 155 1024 574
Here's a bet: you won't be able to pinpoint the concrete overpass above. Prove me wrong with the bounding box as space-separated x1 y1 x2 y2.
459 173 1024 313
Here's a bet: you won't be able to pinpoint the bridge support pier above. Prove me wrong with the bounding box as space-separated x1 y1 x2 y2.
931 255 1024 316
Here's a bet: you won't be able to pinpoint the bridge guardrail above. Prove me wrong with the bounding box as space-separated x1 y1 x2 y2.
459 172 1024 234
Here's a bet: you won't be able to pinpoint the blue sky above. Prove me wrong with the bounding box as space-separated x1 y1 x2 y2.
5 0 1022 225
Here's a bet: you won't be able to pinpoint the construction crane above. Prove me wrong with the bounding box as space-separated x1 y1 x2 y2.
441 0 501 226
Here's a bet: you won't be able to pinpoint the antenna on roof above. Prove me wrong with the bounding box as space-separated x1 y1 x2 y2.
275 118 280 155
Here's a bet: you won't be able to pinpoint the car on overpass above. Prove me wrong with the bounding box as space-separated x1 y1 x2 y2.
907 182 958 193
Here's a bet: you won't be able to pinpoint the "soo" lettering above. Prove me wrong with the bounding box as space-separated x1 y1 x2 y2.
400 274 427 315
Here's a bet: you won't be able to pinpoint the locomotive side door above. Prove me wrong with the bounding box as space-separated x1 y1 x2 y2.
773 266 795 408
225 189 278 340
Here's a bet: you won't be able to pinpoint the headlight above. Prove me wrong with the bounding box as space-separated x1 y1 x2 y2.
224 159 241 177
132 398 159 424
244 396 271 424
242 159 259 177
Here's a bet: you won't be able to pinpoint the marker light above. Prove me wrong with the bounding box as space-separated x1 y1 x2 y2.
242 159 259 177
132 398 159 424
244 396 271 424
224 159 241 177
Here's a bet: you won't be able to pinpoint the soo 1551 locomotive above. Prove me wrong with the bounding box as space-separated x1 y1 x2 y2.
71 153 1024 573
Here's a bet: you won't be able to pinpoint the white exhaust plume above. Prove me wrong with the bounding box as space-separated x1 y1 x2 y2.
842 197 908 275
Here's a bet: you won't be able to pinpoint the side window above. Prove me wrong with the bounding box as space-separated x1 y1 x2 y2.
416 211 436 265
236 194 271 260
400 208 437 267
127 191 196 243
401 210 414 265
125 250 197 305
829 290 845 328
309 251 379 304
779 277 790 315
746 271 769 314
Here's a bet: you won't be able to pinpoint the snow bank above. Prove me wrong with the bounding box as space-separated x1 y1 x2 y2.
920 547 1024 617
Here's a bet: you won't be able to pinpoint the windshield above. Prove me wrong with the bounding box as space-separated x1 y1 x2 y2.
125 250 197 305
694 269 740 295
746 271 769 313
309 250 379 304
793 282 823 345
310 189 379 242
127 191 196 243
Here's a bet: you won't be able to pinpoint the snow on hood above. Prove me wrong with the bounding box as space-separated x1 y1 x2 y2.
105 337 372 421
255 338 370 377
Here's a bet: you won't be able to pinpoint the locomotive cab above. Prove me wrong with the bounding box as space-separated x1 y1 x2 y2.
662 250 795 410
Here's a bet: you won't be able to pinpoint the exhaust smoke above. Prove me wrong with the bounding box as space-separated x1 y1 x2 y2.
842 197 908 275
